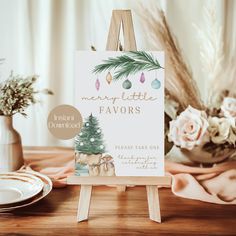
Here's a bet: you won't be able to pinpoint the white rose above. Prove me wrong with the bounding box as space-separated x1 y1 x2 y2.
168 105 209 150
208 117 236 145
228 126 236 145
221 97 236 118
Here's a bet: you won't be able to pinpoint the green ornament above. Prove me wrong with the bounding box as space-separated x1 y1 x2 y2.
151 79 161 89
122 79 132 89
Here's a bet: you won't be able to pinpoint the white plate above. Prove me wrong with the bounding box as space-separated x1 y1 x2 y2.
0 172 44 205
0 170 52 212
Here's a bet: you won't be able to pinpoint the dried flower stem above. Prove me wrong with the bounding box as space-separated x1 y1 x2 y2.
0 72 53 117
194 3 224 106
140 7 204 111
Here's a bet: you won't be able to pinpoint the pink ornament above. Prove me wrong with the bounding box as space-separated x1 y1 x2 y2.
95 79 100 91
140 72 145 83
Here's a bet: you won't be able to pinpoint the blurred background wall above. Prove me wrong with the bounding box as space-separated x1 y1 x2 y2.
0 0 235 146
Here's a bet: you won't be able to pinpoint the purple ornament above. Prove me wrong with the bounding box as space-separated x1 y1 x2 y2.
95 78 100 91
140 72 145 83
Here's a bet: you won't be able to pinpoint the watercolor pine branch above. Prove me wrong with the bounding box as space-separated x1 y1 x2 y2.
93 51 163 80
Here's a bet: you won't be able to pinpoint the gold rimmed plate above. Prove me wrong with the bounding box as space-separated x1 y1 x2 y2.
0 172 44 205
0 171 52 212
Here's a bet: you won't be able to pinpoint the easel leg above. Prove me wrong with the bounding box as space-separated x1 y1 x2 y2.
146 186 161 223
117 185 126 192
77 185 92 222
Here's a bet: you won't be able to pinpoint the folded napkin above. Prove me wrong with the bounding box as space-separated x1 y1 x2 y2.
23 148 236 204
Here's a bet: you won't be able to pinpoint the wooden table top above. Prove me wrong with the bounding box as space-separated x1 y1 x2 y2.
0 149 236 235
1 185 236 235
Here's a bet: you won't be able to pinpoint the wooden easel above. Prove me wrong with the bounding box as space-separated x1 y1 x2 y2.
67 10 171 223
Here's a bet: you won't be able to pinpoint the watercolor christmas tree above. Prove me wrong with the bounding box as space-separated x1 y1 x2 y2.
74 114 106 176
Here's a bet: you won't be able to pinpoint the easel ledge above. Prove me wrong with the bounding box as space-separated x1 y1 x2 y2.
67 176 171 186
68 175 171 223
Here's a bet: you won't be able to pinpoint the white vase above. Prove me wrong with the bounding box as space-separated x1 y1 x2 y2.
0 116 24 172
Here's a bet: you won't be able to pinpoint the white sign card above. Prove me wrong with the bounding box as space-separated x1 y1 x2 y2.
75 51 164 177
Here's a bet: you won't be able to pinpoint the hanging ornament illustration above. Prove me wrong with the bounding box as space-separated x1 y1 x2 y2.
151 78 161 89
140 72 145 83
106 72 112 84
95 78 100 91
151 71 161 89
122 79 132 89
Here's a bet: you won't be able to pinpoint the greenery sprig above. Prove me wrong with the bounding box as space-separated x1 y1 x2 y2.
93 51 163 80
0 72 53 117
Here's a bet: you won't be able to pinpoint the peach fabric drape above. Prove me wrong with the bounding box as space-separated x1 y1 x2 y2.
23 148 236 204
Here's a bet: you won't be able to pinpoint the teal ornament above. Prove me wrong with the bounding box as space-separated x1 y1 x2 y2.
151 79 161 89
122 79 132 89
